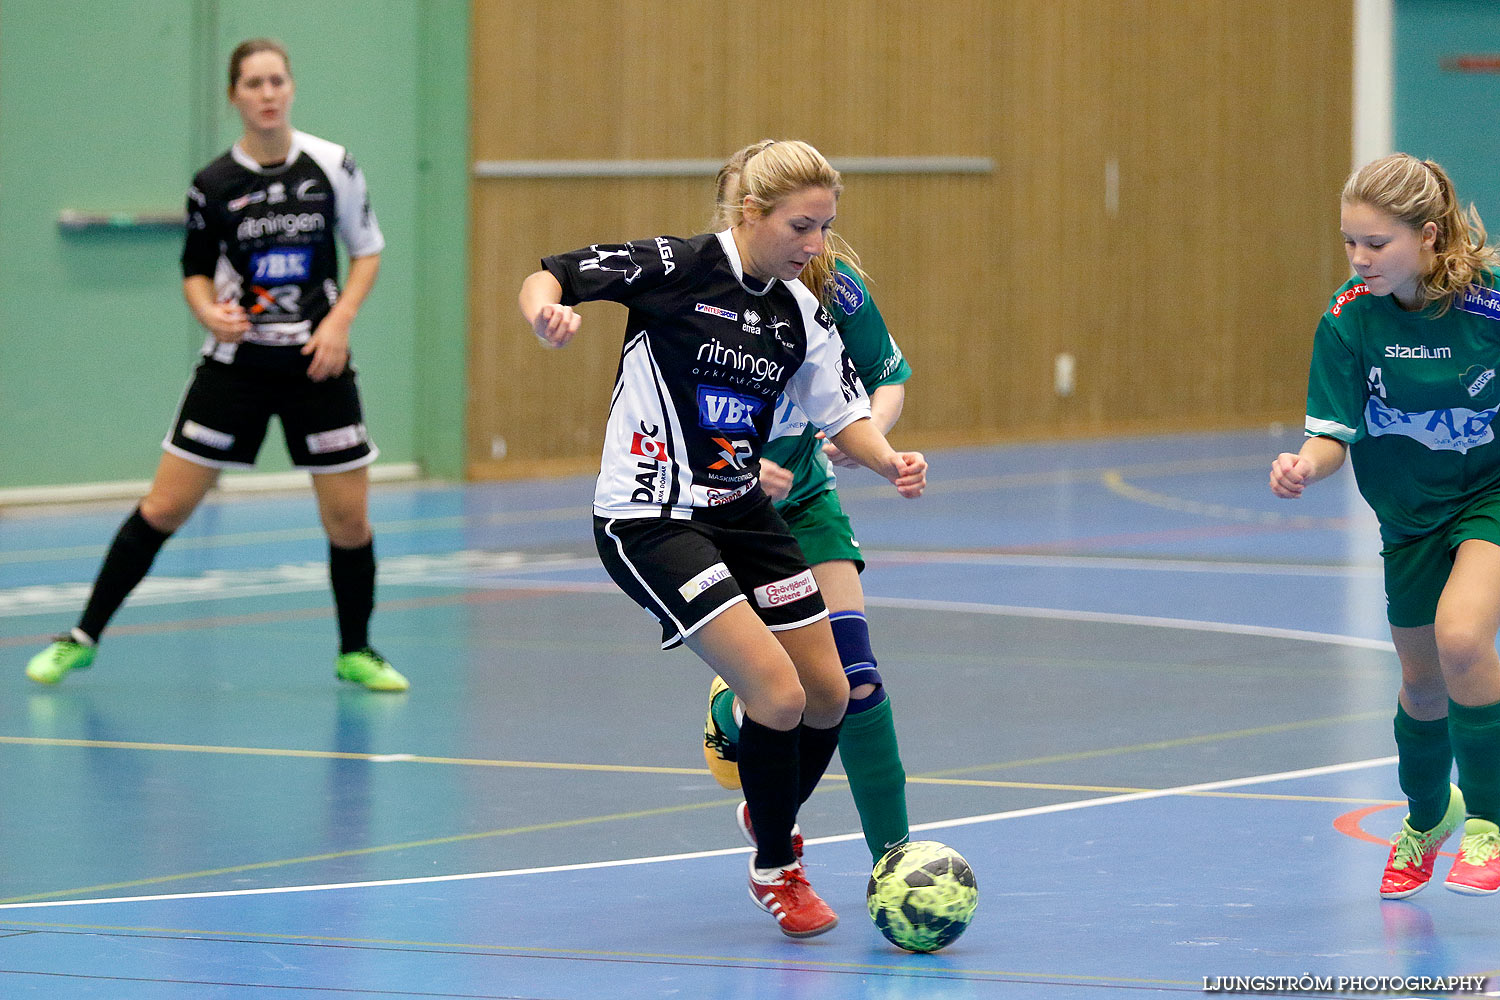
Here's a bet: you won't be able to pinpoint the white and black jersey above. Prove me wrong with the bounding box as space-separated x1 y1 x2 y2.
543 230 872 520
182 130 383 371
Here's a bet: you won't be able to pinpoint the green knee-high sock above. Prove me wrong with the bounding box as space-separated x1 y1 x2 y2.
839 697 909 863
1449 697 1500 824
1395 702 1453 832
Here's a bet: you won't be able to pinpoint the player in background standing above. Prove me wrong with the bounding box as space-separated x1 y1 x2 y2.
25 38 406 692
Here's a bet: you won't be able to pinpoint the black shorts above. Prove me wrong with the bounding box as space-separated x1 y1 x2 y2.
163 359 378 472
594 491 827 649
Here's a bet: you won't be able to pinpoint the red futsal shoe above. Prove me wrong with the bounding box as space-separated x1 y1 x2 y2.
747 860 838 938
1445 818 1500 895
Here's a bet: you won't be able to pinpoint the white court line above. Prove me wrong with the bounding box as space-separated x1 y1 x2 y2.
872 549 1382 578
0 756 1396 911
863 595 1397 652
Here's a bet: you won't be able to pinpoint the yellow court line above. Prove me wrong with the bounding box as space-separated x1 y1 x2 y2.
918 710 1391 780
0 736 704 775
0 920 1207 988
1 734 1397 806
0 730 1395 903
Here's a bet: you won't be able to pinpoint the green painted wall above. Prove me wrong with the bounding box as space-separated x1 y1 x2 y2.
0 0 469 489
1394 0 1500 226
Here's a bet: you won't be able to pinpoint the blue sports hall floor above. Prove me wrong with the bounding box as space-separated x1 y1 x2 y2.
2 429 1497 999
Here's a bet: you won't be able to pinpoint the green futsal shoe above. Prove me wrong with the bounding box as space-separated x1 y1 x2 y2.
336 647 409 692
26 632 96 685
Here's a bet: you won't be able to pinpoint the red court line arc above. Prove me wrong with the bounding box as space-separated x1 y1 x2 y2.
1334 802 1458 858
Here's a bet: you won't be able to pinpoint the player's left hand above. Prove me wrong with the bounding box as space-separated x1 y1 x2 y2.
891 451 926 498
304 313 352 382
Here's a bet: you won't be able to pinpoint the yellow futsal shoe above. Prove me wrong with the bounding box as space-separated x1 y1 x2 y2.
336 648 409 692
703 674 741 789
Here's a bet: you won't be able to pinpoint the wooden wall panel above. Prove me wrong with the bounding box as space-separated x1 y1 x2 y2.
466 0 1351 479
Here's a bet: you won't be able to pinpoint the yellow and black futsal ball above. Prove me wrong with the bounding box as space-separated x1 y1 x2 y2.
866 840 978 952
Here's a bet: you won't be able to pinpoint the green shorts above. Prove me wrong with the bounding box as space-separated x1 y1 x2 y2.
776 488 864 571
1382 493 1500 627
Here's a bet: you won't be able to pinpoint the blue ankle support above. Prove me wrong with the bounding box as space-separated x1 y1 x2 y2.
831 610 885 714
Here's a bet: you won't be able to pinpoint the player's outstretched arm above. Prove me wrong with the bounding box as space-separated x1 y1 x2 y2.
1270 435 1347 499
828 417 926 498
519 270 581 348
824 383 906 468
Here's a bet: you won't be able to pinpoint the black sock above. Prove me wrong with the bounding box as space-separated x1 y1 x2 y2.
738 715 801 869
77 507 171 641
329 540 376 654
797 720 843 805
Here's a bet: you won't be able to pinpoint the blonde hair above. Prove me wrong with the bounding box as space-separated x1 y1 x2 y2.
711 139 867 304
1342 153 1497 314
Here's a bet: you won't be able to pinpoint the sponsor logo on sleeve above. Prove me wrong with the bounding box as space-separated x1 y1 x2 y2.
678 562 732 602
1329 283 1369 316
1458 285 1500 322
839 352 864 402
753 568 818 608
655 236 676 275
579 244 644 284
831 271 865 315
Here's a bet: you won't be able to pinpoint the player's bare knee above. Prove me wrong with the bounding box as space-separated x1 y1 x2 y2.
138 495 195 533
1402 680 1449 718
321 511 371 549
745 688 806 731
1434 619 1495 677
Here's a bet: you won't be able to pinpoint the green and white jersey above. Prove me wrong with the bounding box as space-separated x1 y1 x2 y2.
763 260 912 509
1305 273 1500 543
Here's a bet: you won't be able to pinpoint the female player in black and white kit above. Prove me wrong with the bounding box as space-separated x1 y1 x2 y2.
25 38 407 692
519 140 926 939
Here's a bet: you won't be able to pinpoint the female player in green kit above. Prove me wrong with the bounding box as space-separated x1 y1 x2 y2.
702 140 913 864
1271 153 1500 896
